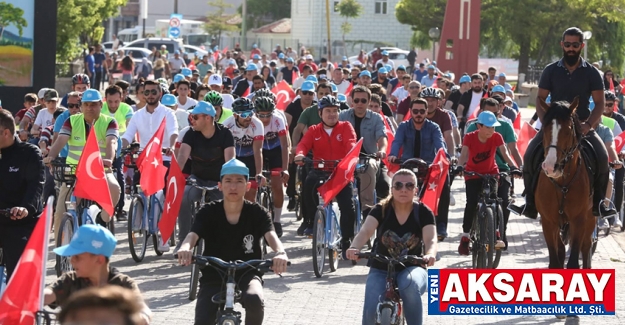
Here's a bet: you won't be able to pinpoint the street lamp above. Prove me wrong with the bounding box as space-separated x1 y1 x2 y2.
583 30 592 59
428 27 441 63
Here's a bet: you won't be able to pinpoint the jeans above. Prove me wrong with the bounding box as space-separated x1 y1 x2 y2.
94 70 103 90
363 266 427 325
113 156 125 211
302 170 356 239
497 175 512 237
195 274 264 325
177 176 222 242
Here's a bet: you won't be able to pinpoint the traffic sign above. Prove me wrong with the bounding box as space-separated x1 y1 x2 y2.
169 17 180 28
169 27 180 38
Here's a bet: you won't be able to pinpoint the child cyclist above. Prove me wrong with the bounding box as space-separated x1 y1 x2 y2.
456 111 520 255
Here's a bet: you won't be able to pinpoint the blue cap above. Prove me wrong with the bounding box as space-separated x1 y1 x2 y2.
174 50 180 55
253 54 261 60
432 61 437 65
342 56 348 61
477 111 501 127
53 224 117 258
459 75 471 84
173 74 185 83
253 43 258 48
81 89 102 102
396 65 406 71
378 67 388 74
246 63 258 71
306 75 318 83
301 81 316 92
221 158 249 179
428 65 436 70
191 101 216 117
286 57 294 63
229 59 236 65
359 70 372 78
330 83 338 93
181 68 192 77
381 50 389 56
337 94 347 102
492 85 506 93
278 53 285 59
499 72 506 78
384 64 392 71
161 94 177 106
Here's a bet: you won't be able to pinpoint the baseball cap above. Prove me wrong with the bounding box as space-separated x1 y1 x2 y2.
330 83 338 93
222 76 233 87
173 74 185 83
221 158 250 179
378 67 388 74
318 74 328 81
385 64 393 72
504 96 513 103
246 63 258 71
499 73 507 78
492 85 506 93
253 43 258 48
301 81 315 92
44 89 60 101
81 89 102 102
305 54 313 60
228 59 236 65
181 68 192 77
477 111 501 127
459 75 471 84
342 56 348 61
53 224 117 258
174 50 180 55
286 57 294 63
209 74 223 86
428 65 436 70
359 70 372 78
192 69 200 75
306 75 318 83
161 94 177 107
337 94 347 102
37 88 50 99
381 50 389 56
190 101 216 117
278 53 285 59
253 54 261 60
396 65 406 71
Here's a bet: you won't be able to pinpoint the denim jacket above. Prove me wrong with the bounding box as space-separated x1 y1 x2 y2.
390 119 446 164
339 109 387 154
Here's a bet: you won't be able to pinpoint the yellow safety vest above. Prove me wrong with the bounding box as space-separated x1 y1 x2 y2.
102 103 132 135
66 114 113 165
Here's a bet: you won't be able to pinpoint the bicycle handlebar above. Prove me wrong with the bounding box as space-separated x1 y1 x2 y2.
0 208 12 218
356 252 426 266
186 177 220 192
175 255 291 273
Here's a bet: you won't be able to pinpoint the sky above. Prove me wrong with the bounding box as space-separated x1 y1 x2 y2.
2 0 34 38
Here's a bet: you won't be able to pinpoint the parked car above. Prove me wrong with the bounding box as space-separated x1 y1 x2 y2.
122 38 184 59
111 47 152 73
183 44 209 58
348 47 410 69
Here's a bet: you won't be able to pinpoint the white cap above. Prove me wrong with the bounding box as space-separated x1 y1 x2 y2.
504 96 513 103
305 54 313 60
208 74 223 86
38 88 49 98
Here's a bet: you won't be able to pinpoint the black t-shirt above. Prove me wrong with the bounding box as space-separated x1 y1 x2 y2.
458 90 486 118
354 115 366 153
413 128 421 158
381 102 393 117
182 123 235 181
447 89 463 113
280 66 299 85
191 200 274 283
539 58 604 113
285 99 313 136
369 203 435 272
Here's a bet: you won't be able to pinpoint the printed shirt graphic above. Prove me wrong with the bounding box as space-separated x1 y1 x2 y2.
262 114 288 150
463 130 504 180
222 116 264 157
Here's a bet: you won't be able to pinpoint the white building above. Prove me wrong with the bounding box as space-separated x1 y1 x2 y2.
290 0 413 57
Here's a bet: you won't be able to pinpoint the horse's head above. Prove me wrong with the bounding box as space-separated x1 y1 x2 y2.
540 97 582 179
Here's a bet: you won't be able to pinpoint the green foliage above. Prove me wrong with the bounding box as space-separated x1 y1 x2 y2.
0 2 27 37
205 0 240 38
238 0 291 30
336 0 363 56
56 0 127 63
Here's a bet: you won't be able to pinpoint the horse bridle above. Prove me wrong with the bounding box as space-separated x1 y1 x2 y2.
544 118 581 172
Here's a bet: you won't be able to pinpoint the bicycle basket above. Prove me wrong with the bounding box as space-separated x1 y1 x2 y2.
36 310 58 325
51 163 77 184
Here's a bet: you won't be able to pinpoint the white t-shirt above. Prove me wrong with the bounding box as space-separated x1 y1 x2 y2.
35 109 55 128
333 79 351 95
222 116 264 157
375 59 395 70
262 114 287 150
222 94 235 109
173 109 189 131
467 91 483 118
392 87 410 103
169 57 186 71
177 97 198 111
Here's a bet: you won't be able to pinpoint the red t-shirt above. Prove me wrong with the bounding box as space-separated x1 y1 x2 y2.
463 130 504 180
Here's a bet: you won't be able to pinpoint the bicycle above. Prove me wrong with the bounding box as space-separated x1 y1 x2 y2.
179 255 290 325
256 169 282 255
35 309 58 325
294 164 305 221
51 160 104 276
357 252 426 325
187 176 220 301
352 154 379 264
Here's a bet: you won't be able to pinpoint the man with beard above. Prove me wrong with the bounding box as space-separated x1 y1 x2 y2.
457 74 487 132
372 67 390 89
509 27 614 219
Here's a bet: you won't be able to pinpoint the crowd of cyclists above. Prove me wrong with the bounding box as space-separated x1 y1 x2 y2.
1 26 624 325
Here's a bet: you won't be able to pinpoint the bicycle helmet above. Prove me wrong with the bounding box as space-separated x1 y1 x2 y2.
419 87 439 99
232 97 254 113
317 95 340 112
159 83 170 96
254 88 276 101
72 73 90 85
254 96 275 113
436 88 445 99
605 91 617 101
204 90 224 107
156 78 169 86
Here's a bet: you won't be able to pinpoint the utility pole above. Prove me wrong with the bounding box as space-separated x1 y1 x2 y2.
174 0 178 13
141 0 148 38
325 0 331 61
242 0 248 51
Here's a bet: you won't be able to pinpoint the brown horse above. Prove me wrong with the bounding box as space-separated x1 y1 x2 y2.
535 98 595 269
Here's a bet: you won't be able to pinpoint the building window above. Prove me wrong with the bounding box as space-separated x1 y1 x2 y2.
334 1 339 12
375 1 388 14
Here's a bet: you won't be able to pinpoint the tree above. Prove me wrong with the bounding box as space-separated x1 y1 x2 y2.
336 0 363 56
0 2 27 39
242 0 291 29
205 0 240 43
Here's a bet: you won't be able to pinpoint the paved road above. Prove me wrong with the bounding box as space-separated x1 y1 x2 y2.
43 108 625 324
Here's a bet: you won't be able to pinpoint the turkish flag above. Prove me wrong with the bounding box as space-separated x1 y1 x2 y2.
317 139 363 206
517 121 538 157
291 70 298 86
188 61 196 70
158 155 185 245
213 51 219 63
139 118 168 196
343 81 354 96
222 46 228 54
513 114 521 136
0 199 52 325
380 114 397 171
271 80 296 111
420 148 449 215
614 130 625 153
74 128 114 216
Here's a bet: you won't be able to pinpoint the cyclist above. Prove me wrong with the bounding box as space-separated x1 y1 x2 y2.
174 102 235 253
457 111 520 255
60 73 90 108
177 158 289 325
44 89 121 229
346 168 437 325
44 225 152 324
203 90 233 123
39 107 67 203
0 110 45 281
255 96 290 237
222 97 266 202
294 95 358 251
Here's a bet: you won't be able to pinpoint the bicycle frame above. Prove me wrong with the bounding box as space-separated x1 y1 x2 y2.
134 187 163 236
317 185 343 251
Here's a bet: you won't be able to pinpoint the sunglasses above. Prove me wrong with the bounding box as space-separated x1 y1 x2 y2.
67 103 80 108
302 91 314 96
409 86 420 89
191 114 205 120
412 109 427 115
238 111 254 118
563 42 582 49
257 113 273 118
606 102 615 107
353 98 368 104
143 89 159 96
393 181 415 191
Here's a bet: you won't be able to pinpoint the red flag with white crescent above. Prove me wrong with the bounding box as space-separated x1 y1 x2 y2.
271 80 296 111
317 139 363 206
139 118 168 196
614 130 625 153
517 121 538 158
74 128 114 216
158 155 186 245
291 70 298 86
420 148 449 215
343 81 354 96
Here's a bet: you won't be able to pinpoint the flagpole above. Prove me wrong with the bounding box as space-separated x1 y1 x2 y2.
39 196 54 315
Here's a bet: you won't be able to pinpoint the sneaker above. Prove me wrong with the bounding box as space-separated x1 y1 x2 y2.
599 205 617 217
449 193 456 206
158 241 170 253
598 218 610 230
303 226 314 237
615 216 623 228
116 210 127 221
273 222 283 238
458 236 470 256
287 198 296 211
495 240 506 249
508 203 538 219
297 221 307 236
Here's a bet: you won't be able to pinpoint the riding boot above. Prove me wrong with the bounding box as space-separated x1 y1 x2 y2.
587 131 617 216
509 131 542 219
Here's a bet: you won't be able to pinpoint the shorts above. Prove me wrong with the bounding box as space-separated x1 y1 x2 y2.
238 155 257 178
263 147 283 171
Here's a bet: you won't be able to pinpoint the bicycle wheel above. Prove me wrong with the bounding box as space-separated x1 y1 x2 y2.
55 214 75 277
378 306 394 325
620 200 625 232
479 205 495 268
128 197 148 262
312 208 326 278
329 208 340 271
107 215 115 235
492 205 504 269
153 198 165 256
189 238 204 301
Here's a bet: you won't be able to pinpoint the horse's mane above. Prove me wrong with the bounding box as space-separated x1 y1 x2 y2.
542 100 583 143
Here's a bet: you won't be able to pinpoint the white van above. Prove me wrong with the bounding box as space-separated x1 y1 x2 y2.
123 38 185 59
